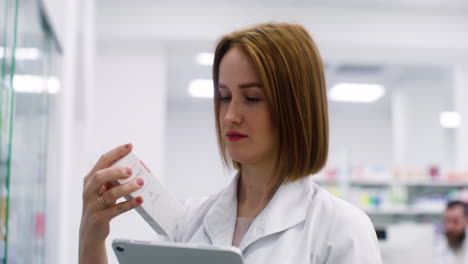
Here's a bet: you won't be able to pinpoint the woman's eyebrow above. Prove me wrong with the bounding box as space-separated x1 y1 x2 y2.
218 82 262 89
239 82 262 89
218 83 229 89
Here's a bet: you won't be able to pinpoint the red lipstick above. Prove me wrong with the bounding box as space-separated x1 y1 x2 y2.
226 131 248 142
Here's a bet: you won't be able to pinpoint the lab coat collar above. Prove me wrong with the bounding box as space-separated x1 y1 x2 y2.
203 173 239 247
203 172 312 252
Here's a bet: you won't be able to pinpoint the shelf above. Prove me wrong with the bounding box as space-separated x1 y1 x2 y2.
405 182 468 187
364 208 443 216
315 179 462 218
314 179 468 188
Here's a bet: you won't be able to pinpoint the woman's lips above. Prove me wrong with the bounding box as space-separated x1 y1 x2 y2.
226 131 248 141
227 135 247 141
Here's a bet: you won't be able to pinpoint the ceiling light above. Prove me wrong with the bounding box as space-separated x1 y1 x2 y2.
188 79 213 98
0 47 41 60
13 75 60 94
329 83 385 103
440 111 461 128
196 53 214 66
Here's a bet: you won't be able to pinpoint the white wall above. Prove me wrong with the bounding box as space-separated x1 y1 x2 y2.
165 102 233 202
46 0 80 264
91 43 168 176
91 43 168 264
328 104 393 169
392 68 452 171
455 64 468 171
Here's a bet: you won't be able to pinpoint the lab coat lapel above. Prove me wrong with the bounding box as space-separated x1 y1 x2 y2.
203 174 240 247
238 177 311 252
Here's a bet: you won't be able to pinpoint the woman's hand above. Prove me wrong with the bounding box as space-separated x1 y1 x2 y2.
79 143 144 264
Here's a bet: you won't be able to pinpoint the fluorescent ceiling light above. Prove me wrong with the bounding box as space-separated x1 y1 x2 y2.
329 83 385 103
440 111 461 128
188 79 213 98
196 52 214 66
0 47 40 60
16 48 41 60
12 75 60 94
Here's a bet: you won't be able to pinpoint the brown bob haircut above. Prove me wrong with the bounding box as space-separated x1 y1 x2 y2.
213 22 329 187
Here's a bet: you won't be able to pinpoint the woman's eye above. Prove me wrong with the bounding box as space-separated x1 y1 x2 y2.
220 96 231 102
246 97 260 102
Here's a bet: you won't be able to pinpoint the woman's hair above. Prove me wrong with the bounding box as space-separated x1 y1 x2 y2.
213 22 329 187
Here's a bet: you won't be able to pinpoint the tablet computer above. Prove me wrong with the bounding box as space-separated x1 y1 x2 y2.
112 239 244 264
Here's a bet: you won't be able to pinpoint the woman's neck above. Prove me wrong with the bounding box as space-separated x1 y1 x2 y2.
236 164 279 218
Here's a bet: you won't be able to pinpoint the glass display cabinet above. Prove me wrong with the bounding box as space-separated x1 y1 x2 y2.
1 0 59 263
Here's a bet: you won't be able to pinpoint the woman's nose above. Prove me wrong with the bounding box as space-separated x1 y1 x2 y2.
224 100 242 124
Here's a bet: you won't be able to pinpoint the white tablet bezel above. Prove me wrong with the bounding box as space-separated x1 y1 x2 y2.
112 239 244 264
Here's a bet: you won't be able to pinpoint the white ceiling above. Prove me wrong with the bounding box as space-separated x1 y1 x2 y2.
127 0 468 12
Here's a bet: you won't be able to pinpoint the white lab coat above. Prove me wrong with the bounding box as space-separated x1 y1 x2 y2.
436 235 468 264
169 174 382 264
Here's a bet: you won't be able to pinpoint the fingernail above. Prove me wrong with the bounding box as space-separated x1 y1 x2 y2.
126 168 132 176
137 178 144 186
124 143 131 149
136 196 143 204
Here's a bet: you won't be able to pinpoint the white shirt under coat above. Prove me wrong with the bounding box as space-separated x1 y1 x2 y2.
169 174 382 264
436 234 468 264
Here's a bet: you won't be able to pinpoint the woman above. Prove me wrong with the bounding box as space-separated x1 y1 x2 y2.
79 23 382 263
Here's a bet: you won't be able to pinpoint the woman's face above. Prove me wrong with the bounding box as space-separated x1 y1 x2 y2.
218 47 277 167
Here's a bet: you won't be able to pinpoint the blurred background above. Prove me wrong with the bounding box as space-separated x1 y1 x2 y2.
1 0 468 263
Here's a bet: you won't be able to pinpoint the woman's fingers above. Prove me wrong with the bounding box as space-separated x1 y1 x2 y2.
105 196 144 220
79 144 138 244
85 166 133 196
100 178 144 207
85 143 133 183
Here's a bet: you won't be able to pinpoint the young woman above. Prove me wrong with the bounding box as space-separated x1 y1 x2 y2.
79 23 382 264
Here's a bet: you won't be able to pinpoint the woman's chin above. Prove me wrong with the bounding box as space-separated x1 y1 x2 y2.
228 152 262 166
227 151 249 164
